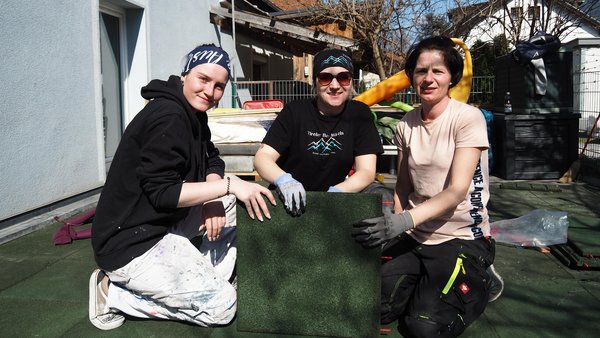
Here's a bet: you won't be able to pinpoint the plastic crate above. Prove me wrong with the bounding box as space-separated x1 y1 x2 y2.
493 52 573 114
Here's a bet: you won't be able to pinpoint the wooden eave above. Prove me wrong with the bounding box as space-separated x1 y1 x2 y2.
210 4 357 55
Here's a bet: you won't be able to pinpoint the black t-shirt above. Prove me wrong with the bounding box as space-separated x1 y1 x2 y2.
262 98 383 191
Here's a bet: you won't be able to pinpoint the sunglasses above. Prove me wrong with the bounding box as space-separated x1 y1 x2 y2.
317 71 352 86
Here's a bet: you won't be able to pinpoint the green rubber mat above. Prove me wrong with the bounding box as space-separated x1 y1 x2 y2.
489 183 600 269
3 183 600 337
565 215 600 255
552 241 600 270
551 214 600 270
472 244 600 338
236 192 382 338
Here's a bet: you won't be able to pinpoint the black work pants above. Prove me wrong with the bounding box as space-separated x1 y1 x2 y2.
381 234 495 338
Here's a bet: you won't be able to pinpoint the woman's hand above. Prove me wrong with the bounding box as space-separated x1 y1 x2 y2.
231 179 276 222
200 200 226 241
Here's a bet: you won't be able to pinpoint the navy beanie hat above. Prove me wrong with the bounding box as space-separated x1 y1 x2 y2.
313 48 353 80
181 44 231 76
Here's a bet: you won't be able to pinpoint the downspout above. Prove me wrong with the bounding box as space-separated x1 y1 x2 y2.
231 0 237 108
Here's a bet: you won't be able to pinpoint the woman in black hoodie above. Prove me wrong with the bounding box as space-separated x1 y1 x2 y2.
89 44 275 330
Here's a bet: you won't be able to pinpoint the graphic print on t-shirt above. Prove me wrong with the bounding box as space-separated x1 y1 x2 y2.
468 160 486 240
306 130 343 155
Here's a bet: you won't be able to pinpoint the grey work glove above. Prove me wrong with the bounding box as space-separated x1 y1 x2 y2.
351 210 415 248
274 173 306 216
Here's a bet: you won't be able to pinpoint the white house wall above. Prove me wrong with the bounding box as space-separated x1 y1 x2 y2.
0 1 102 220
144 0 237 110
578 44 600 72
570 39 600 136
0 0 235 222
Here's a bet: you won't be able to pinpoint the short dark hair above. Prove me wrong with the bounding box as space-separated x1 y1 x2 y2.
404 36 463 88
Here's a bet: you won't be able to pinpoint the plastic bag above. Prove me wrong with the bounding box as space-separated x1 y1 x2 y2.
490 209 569 247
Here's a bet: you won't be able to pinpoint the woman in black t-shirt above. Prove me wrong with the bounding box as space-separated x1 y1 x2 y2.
254 48 383 216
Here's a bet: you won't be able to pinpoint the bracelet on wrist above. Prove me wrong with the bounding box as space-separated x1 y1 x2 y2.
225 176 231 196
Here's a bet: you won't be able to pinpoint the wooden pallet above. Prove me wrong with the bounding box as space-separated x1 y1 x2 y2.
228 171 262 182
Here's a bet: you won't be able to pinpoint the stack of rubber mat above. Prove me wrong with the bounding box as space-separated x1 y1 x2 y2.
236 191 382 338
551 212 600 270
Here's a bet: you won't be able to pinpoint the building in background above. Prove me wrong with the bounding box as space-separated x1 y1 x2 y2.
447 0 600 47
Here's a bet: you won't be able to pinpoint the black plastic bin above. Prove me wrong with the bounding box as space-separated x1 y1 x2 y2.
493 113 580 180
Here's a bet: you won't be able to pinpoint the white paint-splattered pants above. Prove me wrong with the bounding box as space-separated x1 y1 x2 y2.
104 194 238 326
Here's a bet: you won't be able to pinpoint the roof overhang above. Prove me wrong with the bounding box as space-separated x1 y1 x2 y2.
564 37 600 48
210 4 357 55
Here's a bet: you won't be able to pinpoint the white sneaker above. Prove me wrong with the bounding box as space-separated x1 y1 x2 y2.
487 264 504 302
89 269 125 330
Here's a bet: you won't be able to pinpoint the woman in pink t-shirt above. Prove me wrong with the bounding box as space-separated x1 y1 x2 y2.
352 36 503 337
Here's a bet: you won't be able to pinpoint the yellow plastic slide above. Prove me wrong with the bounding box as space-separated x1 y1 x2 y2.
354 38 473 105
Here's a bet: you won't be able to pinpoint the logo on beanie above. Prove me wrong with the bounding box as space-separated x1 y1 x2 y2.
313 49 353 78
321 55 352 70
182 45 231 75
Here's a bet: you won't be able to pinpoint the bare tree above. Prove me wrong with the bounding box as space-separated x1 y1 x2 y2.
447 0 600 46
418 13 452 39
282 0 445 79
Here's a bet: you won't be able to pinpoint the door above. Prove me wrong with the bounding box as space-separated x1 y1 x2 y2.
99 11 124 167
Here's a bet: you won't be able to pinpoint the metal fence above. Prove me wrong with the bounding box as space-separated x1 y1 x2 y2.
233 80 313 106
573 70 600 179
231 76 496 107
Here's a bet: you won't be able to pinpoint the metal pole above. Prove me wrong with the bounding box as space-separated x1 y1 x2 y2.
231 0 237 108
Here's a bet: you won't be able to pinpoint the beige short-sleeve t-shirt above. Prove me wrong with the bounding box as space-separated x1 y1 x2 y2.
394 98 490 244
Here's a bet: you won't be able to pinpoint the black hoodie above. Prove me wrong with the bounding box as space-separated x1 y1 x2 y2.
92 75 225 270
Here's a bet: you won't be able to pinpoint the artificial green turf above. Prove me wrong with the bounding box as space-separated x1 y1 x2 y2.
236 192 382 338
